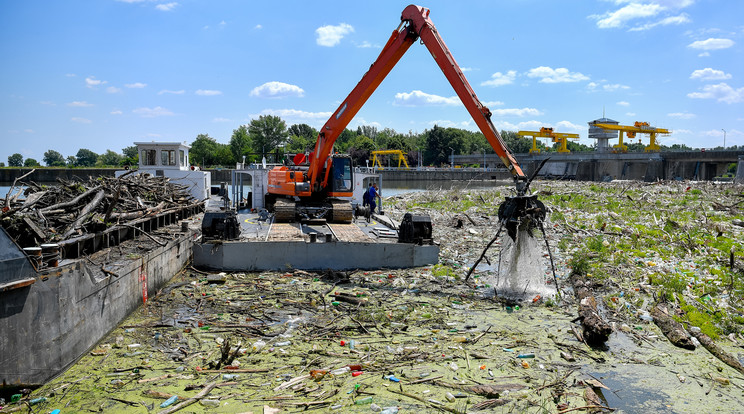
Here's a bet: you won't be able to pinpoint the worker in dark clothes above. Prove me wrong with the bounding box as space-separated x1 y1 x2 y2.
368 183 377 214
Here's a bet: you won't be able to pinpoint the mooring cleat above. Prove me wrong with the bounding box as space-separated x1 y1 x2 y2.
497 194 546 241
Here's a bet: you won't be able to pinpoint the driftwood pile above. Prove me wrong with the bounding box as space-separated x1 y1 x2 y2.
1 171 197 247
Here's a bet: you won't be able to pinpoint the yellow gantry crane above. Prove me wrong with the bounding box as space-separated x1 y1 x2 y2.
370 150 410 170
517 127 580 154
593 121 670 152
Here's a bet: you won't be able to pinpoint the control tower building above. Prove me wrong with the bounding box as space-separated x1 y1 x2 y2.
588 117 619 152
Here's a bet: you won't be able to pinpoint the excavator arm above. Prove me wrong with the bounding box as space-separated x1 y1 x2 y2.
308 4 527 194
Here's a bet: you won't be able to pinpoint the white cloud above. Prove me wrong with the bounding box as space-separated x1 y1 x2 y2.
71 117 92 124
393 90 460 106
125 82 147 88
482 100 504 107
111 110 123 115
355 41 378 49
629 13 691 31
555 120 585 132
250 82 304 98
254 24 262 30
106 86 122 93
257 109 332 120
668 112 696 119
196 89 222 96
315 23 354 47
617 101 630 106
697 51 710 57
133 106 175 117
158 89 185 95
428 120 473 129
491 107 543 117
481 71 517 87
527 66 589 83
156 2 178 11
212 117 232 123
85 76 106 88
690 68 731 80
67 101 93 107
688 38 735 50
592 3 664 29
687 83 744 103
626 112 636 117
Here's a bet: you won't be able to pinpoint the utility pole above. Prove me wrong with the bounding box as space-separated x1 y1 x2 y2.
722 129 726 149
449 147 454 170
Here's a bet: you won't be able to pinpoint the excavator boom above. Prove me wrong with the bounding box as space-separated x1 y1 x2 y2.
270 4 543 233
307 4 526 194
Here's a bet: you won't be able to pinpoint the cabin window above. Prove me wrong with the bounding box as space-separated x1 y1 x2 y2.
180 150 186 167
161 150 176 166
141 149 157 166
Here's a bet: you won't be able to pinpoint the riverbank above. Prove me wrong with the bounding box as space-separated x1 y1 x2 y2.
14 180 744 413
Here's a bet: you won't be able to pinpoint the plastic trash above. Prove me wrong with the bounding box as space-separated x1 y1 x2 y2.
330 366 350 376
200 399 220 407
160 395 178 408
370 403 382 412
517 353 535 358
310 369 328 380
445 392 456 402
222 374 239 380
29 397 47 405
355 396 373 405
275 341 291 347
380 408 399 414
452 336 469 343
384 374 401 382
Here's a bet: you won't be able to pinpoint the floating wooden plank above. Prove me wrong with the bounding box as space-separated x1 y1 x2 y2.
267 223 304 242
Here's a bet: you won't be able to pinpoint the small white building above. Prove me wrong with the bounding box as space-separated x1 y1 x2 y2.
116 142 211 201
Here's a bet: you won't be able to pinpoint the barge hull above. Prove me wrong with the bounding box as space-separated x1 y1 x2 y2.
0 231 195 388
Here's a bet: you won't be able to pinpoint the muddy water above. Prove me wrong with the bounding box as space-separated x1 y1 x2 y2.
23 269 742 413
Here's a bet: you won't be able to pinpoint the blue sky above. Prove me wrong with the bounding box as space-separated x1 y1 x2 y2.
1 0 742 163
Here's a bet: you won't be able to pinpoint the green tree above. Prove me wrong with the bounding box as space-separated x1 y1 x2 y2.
214 144 235 167
98 150 123 166
229 125 252 162
8 153 23 167
565 141 594 152
190 134 220 167
66 156 77 166
288 124 317 142
248 115 287 157
501 130 533 154
286 134 314 154
43 150 66 167
121 145 138 166
24 158 40 167
347 135 376 166
75 149 98 167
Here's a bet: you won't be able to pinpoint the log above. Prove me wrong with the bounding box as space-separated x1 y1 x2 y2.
570 274 612 345
62 189 105 239
39 185 102 213
650 304 696 350
688 328 744 375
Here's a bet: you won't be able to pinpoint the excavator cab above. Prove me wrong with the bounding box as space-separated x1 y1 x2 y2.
328 155 353 195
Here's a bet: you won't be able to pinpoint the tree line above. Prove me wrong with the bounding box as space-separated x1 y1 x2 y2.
3 114 740 169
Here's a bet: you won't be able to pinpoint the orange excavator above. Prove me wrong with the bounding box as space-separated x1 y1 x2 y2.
267 4 545 239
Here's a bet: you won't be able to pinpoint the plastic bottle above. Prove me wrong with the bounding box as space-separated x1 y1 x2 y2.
380 408 399 414
222 374 239 380
29 397 47 405
275 341 291 347
310 369 327 380
517 353 535 359
330 366 350 376
253 340 266 351
445 392 456 402
355 396 373 405
384 374 401 382
452 336 469 343
200 399 220 407
160 395 178 408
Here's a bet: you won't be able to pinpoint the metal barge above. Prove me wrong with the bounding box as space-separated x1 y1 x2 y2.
193 166 439 271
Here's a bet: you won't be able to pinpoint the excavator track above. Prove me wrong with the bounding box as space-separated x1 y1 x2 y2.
330 199 353 223
274 198 296 222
